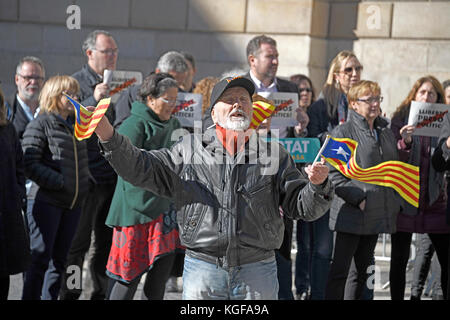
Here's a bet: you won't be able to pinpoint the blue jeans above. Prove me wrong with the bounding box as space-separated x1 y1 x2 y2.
295 211 333 299
22 199 81 300
182 254 279 300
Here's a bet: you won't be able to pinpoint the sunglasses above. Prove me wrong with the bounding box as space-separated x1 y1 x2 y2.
299 88 312 93
340 66 363 75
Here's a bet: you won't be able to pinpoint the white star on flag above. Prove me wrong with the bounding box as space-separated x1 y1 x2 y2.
332 146 350 161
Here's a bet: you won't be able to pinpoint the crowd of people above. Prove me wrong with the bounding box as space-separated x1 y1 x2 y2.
1 29 449 301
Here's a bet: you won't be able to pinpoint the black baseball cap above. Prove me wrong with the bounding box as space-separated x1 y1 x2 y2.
209 76 255 113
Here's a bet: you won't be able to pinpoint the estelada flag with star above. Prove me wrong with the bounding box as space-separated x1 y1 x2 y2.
318 135 420 207
63 93 111 141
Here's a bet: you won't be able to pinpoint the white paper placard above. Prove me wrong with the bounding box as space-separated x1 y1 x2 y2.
257 92 298 127
172 93 202 127
104 70 143 97
407 101 450 137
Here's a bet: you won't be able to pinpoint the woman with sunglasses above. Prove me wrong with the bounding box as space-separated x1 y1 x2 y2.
324 81 400 300
21 76 90 300
389 75 449 300
105 72 184 300
307 51 363 143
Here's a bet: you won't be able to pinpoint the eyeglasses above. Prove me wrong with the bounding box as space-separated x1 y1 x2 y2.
357 96 383 105
94 48 119 56
17 74 44 82
159 97 178 105
299 88 312 93
340 66 364 75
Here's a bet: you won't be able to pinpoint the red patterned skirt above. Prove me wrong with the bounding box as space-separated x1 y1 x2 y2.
106 209 184 283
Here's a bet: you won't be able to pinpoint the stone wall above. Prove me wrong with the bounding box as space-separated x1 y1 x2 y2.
0 0 448 118
354 0 450 116
0 0 355 99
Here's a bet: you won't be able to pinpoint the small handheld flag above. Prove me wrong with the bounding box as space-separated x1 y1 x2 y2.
64 93 111 141
320 135 420 207
249 100 276 129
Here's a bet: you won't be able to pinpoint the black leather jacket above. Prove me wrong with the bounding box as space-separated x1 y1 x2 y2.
100 127 334 267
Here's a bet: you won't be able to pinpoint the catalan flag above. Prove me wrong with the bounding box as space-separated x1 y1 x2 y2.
320 135 420 207
249 100 276 129
64 93 111 141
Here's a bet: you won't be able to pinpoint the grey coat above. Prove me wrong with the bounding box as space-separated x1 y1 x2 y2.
99 128 334 268
328 110 401 235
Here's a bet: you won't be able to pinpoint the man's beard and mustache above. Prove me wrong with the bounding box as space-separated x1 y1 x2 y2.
21 85 40 101
218 108 250 131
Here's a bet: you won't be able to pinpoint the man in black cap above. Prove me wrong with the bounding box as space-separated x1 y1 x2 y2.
92 76 334 300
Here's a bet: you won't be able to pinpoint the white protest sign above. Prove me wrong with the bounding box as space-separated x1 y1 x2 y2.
258 92 298 127
104 70 143 97
172 93 202 127
407 101 450 137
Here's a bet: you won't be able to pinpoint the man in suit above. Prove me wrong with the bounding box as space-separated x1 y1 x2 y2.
7 56 45 141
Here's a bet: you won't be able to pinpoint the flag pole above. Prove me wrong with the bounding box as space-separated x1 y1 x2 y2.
312 135 331 165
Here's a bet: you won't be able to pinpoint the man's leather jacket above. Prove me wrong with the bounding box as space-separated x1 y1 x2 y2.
100 127 334 268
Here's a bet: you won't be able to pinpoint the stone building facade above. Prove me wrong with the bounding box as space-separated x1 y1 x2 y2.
0 0 449 116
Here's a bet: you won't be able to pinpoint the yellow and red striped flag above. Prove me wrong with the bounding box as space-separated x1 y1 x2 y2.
64 94 111 141
320 135 420 207
249 100 276 129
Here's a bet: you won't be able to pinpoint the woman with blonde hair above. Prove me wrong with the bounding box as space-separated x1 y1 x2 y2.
307 51 363 142
325 80 400 299
21 75 90 300
0 87 30 299
389 75 449 300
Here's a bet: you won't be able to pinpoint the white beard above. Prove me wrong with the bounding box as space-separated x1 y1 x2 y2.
218 108 250 131
219 117 250 131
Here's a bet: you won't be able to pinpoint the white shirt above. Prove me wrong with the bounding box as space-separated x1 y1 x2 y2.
16 94 40 122
249 70 278 93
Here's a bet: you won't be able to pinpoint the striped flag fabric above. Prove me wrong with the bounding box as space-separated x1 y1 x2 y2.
320 135 420 207
64 93 111 141
249 100 276 129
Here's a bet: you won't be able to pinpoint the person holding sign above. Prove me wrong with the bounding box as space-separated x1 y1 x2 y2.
323 80 401 300
390 76 449 300
21 76 90 300
92 76 333 300
60 30 119 300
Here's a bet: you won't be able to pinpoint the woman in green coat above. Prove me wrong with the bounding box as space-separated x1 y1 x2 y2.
105 73 183 300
